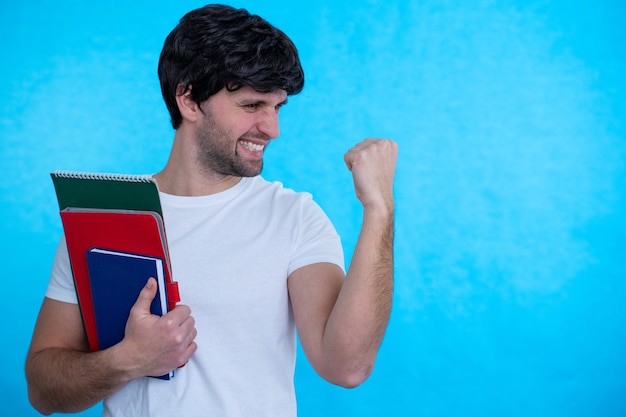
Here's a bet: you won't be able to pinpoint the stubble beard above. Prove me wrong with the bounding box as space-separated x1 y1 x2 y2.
195 110 264 179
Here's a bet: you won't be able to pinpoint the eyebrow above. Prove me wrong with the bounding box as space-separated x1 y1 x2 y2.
239 96 288 107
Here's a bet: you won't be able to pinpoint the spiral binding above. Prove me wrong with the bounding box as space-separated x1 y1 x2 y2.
52 170 154 182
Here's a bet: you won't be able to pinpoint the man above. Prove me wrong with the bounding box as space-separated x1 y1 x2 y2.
26 4 398 416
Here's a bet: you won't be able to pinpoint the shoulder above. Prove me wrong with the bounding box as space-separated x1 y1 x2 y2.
246 176 314 205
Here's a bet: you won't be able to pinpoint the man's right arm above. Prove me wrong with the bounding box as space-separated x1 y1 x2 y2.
26 278 197 415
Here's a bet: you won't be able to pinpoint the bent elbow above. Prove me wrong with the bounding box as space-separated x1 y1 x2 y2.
327 362 374 389
26 367 53 414
27 386 54 416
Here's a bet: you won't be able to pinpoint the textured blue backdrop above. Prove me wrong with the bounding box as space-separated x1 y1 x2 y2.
1 1 625 416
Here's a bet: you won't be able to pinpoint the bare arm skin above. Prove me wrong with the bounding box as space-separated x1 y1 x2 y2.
288 138 398 387
25 278 197 415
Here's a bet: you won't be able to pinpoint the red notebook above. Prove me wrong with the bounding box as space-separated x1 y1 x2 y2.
60 208 180 352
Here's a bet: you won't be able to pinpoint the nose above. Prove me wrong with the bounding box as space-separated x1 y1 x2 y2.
257 109 280 139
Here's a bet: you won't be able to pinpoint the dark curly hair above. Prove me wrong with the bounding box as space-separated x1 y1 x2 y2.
158 4 305 129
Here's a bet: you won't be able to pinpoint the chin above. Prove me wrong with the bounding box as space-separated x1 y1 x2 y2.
237 161 263 177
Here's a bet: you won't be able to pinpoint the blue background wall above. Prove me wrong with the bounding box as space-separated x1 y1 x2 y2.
1 1 625 416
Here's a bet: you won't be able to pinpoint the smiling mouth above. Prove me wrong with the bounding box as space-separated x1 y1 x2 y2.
240 140 265 152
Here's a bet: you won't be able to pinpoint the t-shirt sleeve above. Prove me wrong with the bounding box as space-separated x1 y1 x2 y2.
288 194 345 275
46 235 79 304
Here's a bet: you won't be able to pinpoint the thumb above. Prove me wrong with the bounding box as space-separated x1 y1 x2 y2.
132 277 158 315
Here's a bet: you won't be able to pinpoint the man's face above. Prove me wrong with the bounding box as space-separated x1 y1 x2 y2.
194 86 288 178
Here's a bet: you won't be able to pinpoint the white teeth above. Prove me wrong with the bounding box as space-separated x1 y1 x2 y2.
241 140 264 152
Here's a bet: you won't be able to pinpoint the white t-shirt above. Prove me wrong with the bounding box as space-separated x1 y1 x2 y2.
46 176 345 417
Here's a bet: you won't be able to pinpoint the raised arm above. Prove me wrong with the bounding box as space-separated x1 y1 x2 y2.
288 138 398 387
25 278 197 414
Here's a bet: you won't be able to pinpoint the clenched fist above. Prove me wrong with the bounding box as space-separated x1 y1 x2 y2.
344 138 398 211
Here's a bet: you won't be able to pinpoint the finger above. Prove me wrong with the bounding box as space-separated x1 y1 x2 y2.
166 304 192 322
343 145 365 171
344 146 358 171
132 277 158 314
179 323 198 351
344 153 353 171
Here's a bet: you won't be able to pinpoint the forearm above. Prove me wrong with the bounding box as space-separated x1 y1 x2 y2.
26 347 131 414
26 285 196 414
322 203 394 385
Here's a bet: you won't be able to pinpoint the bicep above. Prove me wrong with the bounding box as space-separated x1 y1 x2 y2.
288 262 344 364
28 297 88 355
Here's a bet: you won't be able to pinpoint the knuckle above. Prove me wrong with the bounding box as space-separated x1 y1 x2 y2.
163 317 177 330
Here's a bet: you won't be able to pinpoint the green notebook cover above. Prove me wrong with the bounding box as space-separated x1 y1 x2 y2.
51 171 162 214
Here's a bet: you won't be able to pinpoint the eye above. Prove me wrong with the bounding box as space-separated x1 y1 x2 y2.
275 101 288 113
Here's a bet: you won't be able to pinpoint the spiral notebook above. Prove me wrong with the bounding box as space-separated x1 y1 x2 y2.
51 170 163 214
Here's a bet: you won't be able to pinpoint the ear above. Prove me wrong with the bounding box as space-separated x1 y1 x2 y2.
175 84 201 123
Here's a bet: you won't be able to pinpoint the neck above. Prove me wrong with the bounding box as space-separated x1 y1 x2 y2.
153 166 241 197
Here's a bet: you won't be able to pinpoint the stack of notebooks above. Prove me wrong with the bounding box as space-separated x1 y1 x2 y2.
51 171 180 380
